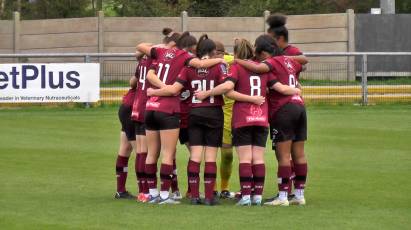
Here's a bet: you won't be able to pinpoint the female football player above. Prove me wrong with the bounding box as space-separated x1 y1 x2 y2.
213 41 235 199
195 37 301 206
146 35 231 205
266 14 303 56
136 32 225 204
235 35 308 206
266 14 306 200
131 28 181 202
114 77 137 199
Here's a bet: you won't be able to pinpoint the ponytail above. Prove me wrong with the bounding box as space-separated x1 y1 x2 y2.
196 34 216 58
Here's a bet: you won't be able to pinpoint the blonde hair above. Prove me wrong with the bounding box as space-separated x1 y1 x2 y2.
233 38 254 60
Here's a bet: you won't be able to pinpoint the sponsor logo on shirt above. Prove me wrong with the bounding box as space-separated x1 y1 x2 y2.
146 97 160 108
246 105 266 122
197 68 208 77
164 51 176 60
180 89 190 101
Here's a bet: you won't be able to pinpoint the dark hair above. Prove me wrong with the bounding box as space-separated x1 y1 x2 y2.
233 38 254 60
162 27 180 44
176 31 197 49
196 34 216 58
266 14 289 42
255 34 282 56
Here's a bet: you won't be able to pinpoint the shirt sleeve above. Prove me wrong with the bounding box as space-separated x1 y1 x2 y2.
262 58 275 72
224 64 238 83
183 52 195 66
267 73 278 88
176 67 188 85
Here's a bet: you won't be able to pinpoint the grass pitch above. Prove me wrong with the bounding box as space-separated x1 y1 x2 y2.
0 105 410 229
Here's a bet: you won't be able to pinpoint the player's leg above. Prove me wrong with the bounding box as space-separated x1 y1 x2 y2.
135 123 149 202
235 145 253 206
290 106 308 205
232 127 252 206
219 104 234 198
204 146 218 206
114 131 134 199
265 104 296 206
144 111 161 203
203 116 224 205
251 126 269 206
290 141 307 205
187 116 204 204
158 127 180 204
114 104 135 199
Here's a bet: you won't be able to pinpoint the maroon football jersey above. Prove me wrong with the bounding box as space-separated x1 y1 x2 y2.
176 63 226 108
227 62 270 128
283 45 303 56
146 47 194 114
122 88 136 107
131 56 152 122
264 56 304 118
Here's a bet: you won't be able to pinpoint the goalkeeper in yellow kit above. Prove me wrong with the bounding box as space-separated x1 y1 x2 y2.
214 41 235 199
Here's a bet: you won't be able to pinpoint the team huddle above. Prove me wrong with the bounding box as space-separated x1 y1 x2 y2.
114 14 309 206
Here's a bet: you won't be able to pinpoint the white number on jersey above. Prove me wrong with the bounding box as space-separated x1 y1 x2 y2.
191 80 215 103
249 76 261 96
157 63 171 83
138 66 147 90
289 74 296 88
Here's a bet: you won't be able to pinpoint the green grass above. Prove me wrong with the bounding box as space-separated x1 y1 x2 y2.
0 105 410 229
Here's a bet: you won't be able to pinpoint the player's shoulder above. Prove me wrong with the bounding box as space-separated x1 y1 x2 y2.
284 45 303 56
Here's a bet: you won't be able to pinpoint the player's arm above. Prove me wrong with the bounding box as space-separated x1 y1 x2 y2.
194 81 235 101
225 90 265 105
285 55 309 65
146 69 166 89
129 77 138 89
188 58 226 68
136 43 153 56
147 82 184 97
271 82 301 95
235 59 270 73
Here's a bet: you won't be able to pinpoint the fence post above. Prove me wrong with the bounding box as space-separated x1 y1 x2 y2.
263 10 270 33
98 11 104 53
181 11 188 32
361 54 368 105
13 11 20 60
84 55 91 108
347 9 356 81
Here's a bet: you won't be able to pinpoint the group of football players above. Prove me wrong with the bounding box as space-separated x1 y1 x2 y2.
114 14 309 206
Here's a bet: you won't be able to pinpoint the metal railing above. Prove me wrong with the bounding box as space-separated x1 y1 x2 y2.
1 52 410 106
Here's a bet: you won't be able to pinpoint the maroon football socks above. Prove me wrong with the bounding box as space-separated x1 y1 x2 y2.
294 163 307 190
115 155 129 193
239 163 253 196
204 162 217 200
171 159 179 193
187 160 200 198
252 164 265 196
135 153 147 194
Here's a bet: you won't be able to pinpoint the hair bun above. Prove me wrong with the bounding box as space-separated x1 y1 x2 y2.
162 28 173 36
266 14 287 28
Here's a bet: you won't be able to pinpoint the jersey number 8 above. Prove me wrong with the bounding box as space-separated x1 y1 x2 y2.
250 76 261 96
